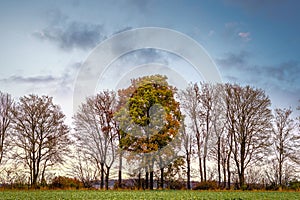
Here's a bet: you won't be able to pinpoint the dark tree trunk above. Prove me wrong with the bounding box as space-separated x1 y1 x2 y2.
118 152 122 188
105 166 110 190
217 138 221 187
203 156 207 182
227 156 231 190
100 162 104 189
138 172 141 190
186 151 191 189
223 160 226 189
239 140 246 188
145 171 149 189
150 171 154 190
160 168 164 189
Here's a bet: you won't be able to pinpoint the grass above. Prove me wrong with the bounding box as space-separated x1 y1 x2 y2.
0 190 300 200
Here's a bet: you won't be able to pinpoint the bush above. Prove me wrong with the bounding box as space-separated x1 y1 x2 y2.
193 181 218 190
50 176 82 189
166 180 185 190
288 180 300 191
265 183 279 191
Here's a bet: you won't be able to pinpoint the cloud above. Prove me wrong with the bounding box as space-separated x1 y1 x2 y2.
33 21 105 51
0 61 82 96
223 22 251 42
216 51 250 69
216 51 300 96
0 75 58 84
238 32 251 41
112 26 133 35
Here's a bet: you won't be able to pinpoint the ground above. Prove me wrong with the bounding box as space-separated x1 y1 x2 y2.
1 190 300 200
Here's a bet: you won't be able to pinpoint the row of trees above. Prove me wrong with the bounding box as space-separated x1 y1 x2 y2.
0 75 299 190
0 92 70 188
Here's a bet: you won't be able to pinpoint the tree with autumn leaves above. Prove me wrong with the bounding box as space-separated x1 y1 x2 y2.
116 75 182 189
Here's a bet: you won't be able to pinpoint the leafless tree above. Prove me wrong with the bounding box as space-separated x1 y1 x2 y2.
179 83 204 182
209 84 226 187
198 83 214 182
70 148 98 188
11 94 70 188
180 83 219 182
73 90 118 190
224 84 272 188
180 119 192 189
0 91 14 166
272 108 300 186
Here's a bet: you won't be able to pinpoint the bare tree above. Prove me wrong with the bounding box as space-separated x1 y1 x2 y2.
70 148 98 188
224 84 272 188
0 92 14 166
180 119 192 189
179 83 204 182
198 83 214 182
209 84 226 187
11 94 70 188
73 90 118 190
272 108 300 186
180 83 217 182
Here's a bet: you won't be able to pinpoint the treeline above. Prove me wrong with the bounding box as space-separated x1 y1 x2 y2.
0 75 299 190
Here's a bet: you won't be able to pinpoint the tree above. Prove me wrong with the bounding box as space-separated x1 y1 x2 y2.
73 90 118 190
209 84 226 188
70 148 98 188
180 119 192 189
272 108 300 186
163 156 185 189
179 83 216 182
224 84 272 188
179 83 203 182
0 91 14 166
11 94 70 188
118 75 181 190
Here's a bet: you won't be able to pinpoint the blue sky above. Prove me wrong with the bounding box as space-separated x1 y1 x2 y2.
0 0 299 123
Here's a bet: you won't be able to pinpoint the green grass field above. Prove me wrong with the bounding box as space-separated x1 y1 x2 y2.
0 190 300 200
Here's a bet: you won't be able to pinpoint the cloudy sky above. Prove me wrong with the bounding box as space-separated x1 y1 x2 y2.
0 0 300 124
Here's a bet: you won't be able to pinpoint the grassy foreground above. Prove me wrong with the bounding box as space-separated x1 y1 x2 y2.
0 190 300 200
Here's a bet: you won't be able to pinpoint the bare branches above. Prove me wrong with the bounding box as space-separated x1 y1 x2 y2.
224 84 273 188
10 94 70 188
272 107 300 186
73 90 118 189
0 92 14 166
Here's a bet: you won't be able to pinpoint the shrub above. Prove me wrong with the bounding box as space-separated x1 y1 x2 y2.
288 180 300 191
193 181 218 190
50 176 82 189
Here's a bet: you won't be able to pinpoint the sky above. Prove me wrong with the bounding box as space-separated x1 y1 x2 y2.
0 0 300 124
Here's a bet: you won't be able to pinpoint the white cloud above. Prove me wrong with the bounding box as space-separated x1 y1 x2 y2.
238 32 251 41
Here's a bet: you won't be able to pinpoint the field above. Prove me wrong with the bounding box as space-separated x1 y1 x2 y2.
0 190 300 200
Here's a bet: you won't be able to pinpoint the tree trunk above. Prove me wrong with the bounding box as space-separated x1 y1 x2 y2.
217 137 221 187
105 166 110 190
118 152 122 188
198 155 203 182
145 171 149 189
203 155 206 182
138 172 141 190
279 139 283 186
150 171 154 190
100 162 104 189
160 168 164 189
239 140 246 188
227 156 231 190
187 151 191 189
223 159 226 189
